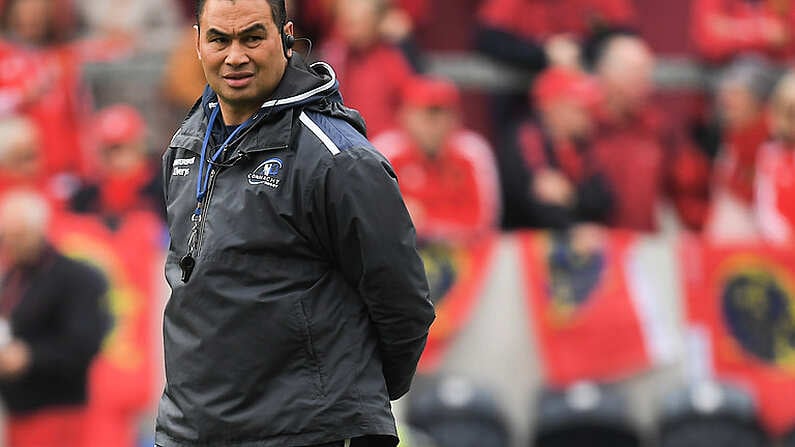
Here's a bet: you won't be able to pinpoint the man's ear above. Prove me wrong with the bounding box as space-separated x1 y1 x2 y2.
194 24 202 60
284 21 295 58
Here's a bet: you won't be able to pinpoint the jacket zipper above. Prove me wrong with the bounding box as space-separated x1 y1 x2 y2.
195 167 218 257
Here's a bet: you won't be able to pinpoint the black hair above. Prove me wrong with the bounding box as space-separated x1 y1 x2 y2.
195 0 287 30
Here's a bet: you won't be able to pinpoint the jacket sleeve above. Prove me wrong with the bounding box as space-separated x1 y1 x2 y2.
311 147 435 400
27 262 109 376
574 173 614 224
497 122 575 229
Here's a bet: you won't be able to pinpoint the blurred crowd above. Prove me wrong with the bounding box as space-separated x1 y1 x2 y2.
1 0 795 446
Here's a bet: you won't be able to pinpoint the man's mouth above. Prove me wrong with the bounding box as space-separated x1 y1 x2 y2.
223 72 254 88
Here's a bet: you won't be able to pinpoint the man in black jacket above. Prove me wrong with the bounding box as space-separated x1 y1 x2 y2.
156 1 435 446
0 190 108 447
498 66 614 230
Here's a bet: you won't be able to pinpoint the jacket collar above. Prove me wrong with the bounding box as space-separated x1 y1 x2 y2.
171 54 339 154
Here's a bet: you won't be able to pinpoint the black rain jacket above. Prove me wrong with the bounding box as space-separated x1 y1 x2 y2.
0 247 108 414
156 55 435 447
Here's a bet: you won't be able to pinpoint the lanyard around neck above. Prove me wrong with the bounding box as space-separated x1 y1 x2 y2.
194 105 254 216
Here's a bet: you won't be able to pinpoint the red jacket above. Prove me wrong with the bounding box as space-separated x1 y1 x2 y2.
755 141 795 244
691 0 795 61
478 0 635 40
373 128 500 242
715 115 770 204
321 39 414 137
592 107 710 231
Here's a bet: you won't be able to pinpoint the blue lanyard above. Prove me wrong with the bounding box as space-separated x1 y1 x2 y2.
194 106 254 216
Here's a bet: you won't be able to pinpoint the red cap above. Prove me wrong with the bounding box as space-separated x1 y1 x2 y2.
402 76 461 110
95 104 145 147
532 67 602 109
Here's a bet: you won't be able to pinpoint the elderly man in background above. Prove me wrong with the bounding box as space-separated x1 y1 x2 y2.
0 190 108 447
592 34 710 232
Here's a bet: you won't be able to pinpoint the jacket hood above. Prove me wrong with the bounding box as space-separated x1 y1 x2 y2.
200 54 368 136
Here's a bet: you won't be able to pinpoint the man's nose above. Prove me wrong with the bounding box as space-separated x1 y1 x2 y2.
225 41 250 66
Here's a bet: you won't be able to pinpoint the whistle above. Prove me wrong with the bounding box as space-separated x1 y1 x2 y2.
180 255 195 283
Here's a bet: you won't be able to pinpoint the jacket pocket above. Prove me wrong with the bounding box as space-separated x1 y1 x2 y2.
294 298 327 398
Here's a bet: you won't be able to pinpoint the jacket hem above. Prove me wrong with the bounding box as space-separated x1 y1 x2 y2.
154 423 398 447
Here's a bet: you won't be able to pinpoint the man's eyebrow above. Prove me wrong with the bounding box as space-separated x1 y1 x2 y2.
240 23 268 35
206 23 267 38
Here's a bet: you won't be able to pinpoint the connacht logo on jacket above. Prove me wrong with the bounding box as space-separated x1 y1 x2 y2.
248 158 284 188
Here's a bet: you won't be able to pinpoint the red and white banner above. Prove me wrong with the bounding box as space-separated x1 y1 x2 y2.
519 229 671 386
417 235 498 372
682 237 795 435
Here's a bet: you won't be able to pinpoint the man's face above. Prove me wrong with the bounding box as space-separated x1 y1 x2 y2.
196 0 290 122
402 106 458 156
0 132 40 180
102 140 145 173
0 206 42 266
599 39 654 114
335 0 382 50
543 99 594 141
718 82 762 131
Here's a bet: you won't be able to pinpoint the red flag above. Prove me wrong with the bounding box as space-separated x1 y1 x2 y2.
417 235 498 372
50 211 163 447
519 230 658 386
682 237 795 435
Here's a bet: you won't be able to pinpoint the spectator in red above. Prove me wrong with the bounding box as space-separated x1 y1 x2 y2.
0 114 71 207
373 76 500 242
592 34 710 232
70 104 164 227
497 66 614 229
755 71 795 244
0 190 108 447
320 0 416 137
705 56 777 242
0 0 91 179
691 0 795 63
476 0 637 70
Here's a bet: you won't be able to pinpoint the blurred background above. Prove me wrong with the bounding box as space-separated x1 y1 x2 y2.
1 0 795 446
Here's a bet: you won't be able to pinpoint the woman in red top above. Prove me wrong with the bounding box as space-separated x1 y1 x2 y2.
756 71 795 244
704 57 777 242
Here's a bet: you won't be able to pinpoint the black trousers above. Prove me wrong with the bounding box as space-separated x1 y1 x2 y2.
307 435 396 447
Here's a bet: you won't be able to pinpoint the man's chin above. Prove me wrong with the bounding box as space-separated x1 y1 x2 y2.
216 91 264 111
